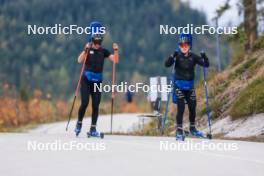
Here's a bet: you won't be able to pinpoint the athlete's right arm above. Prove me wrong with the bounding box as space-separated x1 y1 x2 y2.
165 55 174 67
78 43 91 63
165 51 178 67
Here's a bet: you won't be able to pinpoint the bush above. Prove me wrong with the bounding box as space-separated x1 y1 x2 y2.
0 95 69 131
230 77 264 119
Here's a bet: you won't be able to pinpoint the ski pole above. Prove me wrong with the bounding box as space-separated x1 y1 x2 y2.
110 48 118 134
162 58 176 134
66 49 88 131
200 51 212 139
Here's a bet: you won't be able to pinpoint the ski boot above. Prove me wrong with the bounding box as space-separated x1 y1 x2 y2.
189 126 205 138
74 121 82 137
176 127 185 141
87 127 104 139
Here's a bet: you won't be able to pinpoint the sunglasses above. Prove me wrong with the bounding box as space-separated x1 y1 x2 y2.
179 43 190 48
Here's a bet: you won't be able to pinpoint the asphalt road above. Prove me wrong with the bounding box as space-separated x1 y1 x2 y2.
1 113 264 176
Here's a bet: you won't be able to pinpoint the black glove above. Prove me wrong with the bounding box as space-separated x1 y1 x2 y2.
200 50 206 58
173 50 179 58
168 55 174 63
83 43 91 53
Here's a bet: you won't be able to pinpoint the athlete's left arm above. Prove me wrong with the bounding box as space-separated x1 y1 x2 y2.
194 53 209 67
108 43 119 63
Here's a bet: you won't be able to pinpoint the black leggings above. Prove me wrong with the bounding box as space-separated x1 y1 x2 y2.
78 76 101 126
175 88 196 127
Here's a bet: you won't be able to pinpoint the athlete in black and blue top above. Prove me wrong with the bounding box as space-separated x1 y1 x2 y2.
75 21 118 137
165 33 209 140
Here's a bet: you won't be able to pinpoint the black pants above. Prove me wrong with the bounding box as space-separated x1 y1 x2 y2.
78 76 101 126
175 88 196 127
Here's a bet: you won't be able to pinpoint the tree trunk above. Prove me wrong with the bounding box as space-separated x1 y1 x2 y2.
243 0 257 52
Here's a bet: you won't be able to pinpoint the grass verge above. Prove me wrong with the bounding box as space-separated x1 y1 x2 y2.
230 77 264 119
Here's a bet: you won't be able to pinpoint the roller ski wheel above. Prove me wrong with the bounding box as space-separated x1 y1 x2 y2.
176 133 185 141
87 130 104 139
100 133 104 139
206 133 213 139
176 128 185 141
74 122 82 137
189 127 206 139
87 132 104 139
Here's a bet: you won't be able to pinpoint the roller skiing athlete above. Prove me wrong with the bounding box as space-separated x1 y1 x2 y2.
165 33 209 141
74 21 119 138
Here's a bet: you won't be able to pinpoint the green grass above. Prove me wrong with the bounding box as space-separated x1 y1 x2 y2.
209 80 230 98
230 37 246 66
230 77 264 119
199 96 227 119
230 58 257 80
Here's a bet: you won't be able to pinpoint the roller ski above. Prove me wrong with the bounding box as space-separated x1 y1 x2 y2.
74 121 82 137
189 126 205 138
176 127 185 141
187 125 212 139
188 131 212 139
87 127 104 139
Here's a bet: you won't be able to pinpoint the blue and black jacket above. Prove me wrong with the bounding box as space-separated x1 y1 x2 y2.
165 52 209 90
